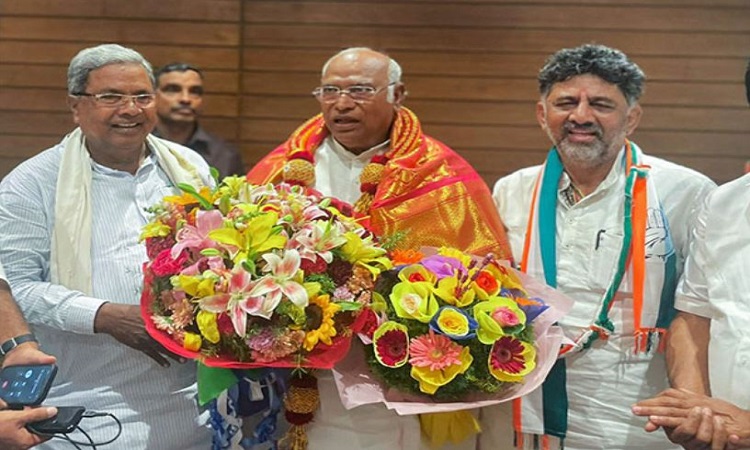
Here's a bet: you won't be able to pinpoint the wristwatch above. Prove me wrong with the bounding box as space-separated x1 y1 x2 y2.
0 333 38 356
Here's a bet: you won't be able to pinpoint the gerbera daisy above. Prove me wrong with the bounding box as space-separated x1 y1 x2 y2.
409 330 465 371
372 321 409 367
488 336 536 383
409 330 473 394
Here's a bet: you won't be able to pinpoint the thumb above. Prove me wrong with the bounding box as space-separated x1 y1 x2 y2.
20 406 58 424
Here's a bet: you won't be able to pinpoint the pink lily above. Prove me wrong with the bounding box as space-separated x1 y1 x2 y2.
171 209 225 258
291 221 347 263
248 249 309 318
181 255 226 276
198 269 263 337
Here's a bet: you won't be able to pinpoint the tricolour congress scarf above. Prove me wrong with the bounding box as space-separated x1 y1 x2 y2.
511 141 677 449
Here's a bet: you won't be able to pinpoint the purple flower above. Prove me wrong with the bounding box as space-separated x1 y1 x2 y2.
517 297 549 324
421 255 466 279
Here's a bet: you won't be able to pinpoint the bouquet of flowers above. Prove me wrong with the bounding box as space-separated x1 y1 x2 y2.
140 178 393 448
139 178 391 369
365 247 548 399
333 247 571 446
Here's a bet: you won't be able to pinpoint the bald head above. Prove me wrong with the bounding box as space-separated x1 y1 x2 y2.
322 48 402 92
317 47 406 154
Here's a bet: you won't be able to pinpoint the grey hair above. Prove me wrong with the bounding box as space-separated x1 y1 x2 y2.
322 47 402 83
538 44 645 105
67 43 154 94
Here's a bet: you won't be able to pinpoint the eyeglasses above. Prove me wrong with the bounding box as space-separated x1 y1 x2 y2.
312 82 395 103
72 92 156 108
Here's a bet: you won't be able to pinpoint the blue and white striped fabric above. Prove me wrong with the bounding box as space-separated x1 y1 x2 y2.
0 137 214 449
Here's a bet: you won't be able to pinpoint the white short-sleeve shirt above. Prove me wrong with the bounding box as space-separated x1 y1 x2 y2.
675 173 750 408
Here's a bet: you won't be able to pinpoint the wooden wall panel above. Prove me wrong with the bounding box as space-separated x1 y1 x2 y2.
0 0 243 177
1 0 748 185
239 1 749 184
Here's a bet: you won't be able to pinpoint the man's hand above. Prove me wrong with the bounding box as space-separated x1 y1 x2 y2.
1 344 56 370
634 389 750 449
0 407 57 450
93 303 183 367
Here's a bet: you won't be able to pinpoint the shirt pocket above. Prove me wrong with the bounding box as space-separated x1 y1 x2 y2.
588 229 627 293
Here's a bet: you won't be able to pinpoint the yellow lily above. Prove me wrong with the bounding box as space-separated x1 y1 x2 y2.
209 211 287 264
140 221 172 240
175 274 216 298
340 231 392 276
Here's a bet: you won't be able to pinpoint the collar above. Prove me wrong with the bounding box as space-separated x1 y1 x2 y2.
557 146 627 207
89 148 155 177
328 136 390 163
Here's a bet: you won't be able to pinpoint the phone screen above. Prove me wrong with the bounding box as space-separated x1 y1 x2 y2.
0 364 57 407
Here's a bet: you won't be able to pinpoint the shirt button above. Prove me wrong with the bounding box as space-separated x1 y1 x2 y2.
739 356 749 367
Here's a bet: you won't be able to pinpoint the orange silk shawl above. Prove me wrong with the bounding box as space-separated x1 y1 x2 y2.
247 107 512 260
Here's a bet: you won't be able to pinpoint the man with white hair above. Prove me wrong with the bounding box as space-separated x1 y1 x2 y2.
0 44 213 449
244 47 512 449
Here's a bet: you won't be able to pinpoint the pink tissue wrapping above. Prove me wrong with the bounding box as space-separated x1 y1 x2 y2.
332 268 574 416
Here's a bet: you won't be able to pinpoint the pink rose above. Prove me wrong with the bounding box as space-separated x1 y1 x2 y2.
151 249 188 277
491 307 520 327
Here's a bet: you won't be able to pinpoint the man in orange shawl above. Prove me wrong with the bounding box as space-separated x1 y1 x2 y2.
246 47 511 450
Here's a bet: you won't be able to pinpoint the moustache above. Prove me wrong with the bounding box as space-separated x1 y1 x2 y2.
563 122 601 136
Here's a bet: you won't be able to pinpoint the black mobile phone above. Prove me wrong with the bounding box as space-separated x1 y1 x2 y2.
0 364 57 408
27 406 85 435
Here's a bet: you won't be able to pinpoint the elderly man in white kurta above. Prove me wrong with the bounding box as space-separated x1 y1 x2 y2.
0 44 213 449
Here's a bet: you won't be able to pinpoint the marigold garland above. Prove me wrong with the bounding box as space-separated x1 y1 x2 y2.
280 109 423 216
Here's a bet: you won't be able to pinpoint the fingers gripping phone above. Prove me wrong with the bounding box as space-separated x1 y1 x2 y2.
0 364 57 408
27 406 85 434
0 364 85 434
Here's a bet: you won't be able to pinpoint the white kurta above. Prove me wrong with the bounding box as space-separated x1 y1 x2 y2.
483 148 715 450
303 136 475 450
674 173 750 408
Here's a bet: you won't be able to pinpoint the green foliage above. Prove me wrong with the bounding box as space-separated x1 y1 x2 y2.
177 183 213 210
305 273 336 295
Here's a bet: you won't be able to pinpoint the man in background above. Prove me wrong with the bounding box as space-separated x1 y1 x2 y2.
154 62 245 178
0 44 214 449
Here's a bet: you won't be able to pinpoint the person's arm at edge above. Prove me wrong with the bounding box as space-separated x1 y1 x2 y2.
0 278 56 370
0 156 108 337
0 279 33 344
666 311 710 394
666 185 715 395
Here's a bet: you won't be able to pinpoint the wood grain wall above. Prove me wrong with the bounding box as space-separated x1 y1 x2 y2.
1 0 748 185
